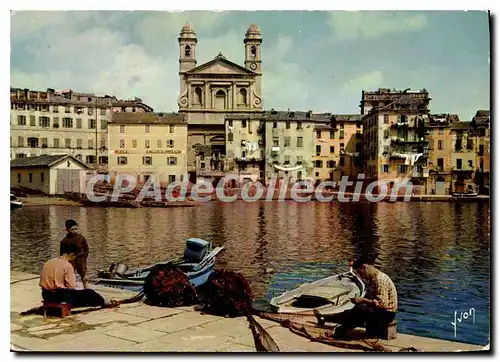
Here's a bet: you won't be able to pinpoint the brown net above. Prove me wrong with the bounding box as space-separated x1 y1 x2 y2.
144 264 198 307
198 269 254 317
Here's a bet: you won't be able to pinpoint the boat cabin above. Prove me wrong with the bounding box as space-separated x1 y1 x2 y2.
184 238 211 263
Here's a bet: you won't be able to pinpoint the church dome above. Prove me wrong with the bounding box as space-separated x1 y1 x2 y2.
246 23 261 35
180 23 196 35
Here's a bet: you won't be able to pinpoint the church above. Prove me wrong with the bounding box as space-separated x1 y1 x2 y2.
177 23 265 183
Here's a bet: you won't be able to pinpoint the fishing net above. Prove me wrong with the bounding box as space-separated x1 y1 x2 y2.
198 269 254 317
144 264 198 307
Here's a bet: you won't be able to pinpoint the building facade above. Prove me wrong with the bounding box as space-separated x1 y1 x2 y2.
450 121 476 194
360 89 431 193
176 23 264 182
470 110 490 193
10 87 153 171
313 114 363 184
107 112 188 186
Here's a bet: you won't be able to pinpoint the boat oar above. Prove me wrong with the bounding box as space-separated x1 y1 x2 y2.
247 314 280 352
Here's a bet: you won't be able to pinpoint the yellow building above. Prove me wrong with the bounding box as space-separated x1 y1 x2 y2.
10 87 152 171
360 88 431 193
470 110 490 193
107 113 188 186
313 114 363 184
450 121 476 193
11 154 90 195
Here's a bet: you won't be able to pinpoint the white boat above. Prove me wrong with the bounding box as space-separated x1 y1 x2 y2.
270 270 366 316
10 193 23 210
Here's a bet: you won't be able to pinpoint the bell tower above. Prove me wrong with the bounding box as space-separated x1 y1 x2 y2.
179 23 197 74
244 23 263 105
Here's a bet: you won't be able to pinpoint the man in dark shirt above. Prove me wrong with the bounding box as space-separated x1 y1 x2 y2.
60 219 89 289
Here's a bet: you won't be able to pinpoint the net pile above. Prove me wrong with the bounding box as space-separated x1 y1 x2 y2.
144 264 198 307
198 269 254 317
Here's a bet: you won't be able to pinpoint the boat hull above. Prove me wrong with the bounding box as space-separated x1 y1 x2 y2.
269 271 365 316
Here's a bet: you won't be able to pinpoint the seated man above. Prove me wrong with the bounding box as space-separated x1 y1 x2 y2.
40 243 119 309
315 255 397 339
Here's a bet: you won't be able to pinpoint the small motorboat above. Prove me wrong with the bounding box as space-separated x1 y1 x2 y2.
94 238 224 291
10 193 23 211
269 269 365 316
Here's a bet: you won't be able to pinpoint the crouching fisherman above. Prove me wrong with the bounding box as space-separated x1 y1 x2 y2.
40 243 119 309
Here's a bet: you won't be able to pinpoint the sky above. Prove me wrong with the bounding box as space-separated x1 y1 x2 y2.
10 10 490 121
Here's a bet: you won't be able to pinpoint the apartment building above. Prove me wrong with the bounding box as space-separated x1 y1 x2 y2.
10 87 153 170
313 114 363 183
470 110 490 193
427 114 457 195
107 112 188 186
450 121 476 193
360 89 431 193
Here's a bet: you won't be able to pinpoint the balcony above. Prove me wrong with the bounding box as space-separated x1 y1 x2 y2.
271 146 280 152
392 136 427 144
452 166 475 173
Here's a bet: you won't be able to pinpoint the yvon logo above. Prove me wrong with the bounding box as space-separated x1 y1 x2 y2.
451 308 476 338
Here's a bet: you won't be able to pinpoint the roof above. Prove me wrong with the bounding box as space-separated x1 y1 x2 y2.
186 55 256 75
110 112 186 125
10 154 90 169
450 121 471 131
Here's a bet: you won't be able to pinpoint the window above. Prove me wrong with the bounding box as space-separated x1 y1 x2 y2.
438 140 443 150
339 157 345 166
297 121 302 129
99 156 108 164
100 108 107 116
330 146 334 153
18 115 26 126
89 119 96 129
17 174 21 183
167 140 174 148
284 155 290 165
118 156 128 165
168 157 177 165
316 145 321 154
27 137 38 147
143 156 152 165
88 108 94 116
284 137 291 147
100 139 105 148
53 117 59 128
315 160 323 168
145 140 150 149
169 125 174 133
132 140 137 148
286 121 290 129
228 120 233 127
53 138 60 148
438 128 444 135
17 136 24 147
340 143 345 152
185 45 191 57
41 138 48 147
15 153 26 158
65 106 71 113
273 138 279 147
74 118 81 129
384 114 389 124
63 118 73 128
41 172 45 183
88 139 94 149
478 128 486 137
339 130 345 139
65 138 71 148
456 159 463 170
120 125 125 133
77 139 83 149
228 133 233 142
168 175 176 183
383 130 390 139
297 137 303 147
120 139 125 148
398 165 408 174
157 140 162 148
273 122 278 129
479 145 485 156
296 156 303 164
145 125 150 133
52 105 59 113
316 130 321 138
468 160 473 168
242 120 247 128
100 120 107 130
30 115 36 126
383 164 389 173
330 131 335 139
29 173 33 183
39 117 50 127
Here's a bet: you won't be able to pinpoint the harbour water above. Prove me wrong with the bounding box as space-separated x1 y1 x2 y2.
10 201 490 346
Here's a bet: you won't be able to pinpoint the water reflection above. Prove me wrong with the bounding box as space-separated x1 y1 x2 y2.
11 201 490 345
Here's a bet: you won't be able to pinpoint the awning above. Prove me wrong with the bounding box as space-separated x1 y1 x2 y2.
273 164 304 172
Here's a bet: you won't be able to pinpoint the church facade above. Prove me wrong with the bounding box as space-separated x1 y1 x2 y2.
177 23 264 183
